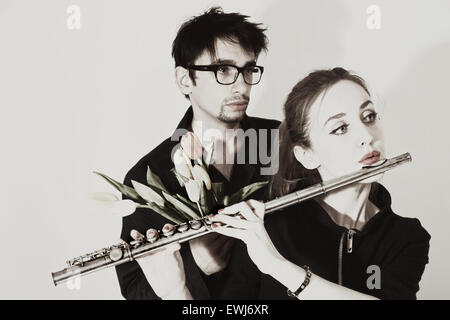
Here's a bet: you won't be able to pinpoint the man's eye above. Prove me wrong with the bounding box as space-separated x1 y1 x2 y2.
331 124 348 135
217 66 232 74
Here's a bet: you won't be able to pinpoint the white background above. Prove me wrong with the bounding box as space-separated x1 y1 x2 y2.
0 0 449 299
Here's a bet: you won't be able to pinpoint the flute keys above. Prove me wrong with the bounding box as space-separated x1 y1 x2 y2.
162 224 175 237
130 229 145 248
130 229 145 242
189 220 202 230
177 223 189 233
203 216 212 225
109 248 123 261
130 240 143 248
146 228 159 243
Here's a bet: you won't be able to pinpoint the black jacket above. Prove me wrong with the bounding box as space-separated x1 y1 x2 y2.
115 107 280 299
219 183 430 300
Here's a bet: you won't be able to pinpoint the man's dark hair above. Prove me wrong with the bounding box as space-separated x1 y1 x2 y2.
172 7 268 85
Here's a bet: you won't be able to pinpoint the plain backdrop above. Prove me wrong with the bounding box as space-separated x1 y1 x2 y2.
0 0 449 299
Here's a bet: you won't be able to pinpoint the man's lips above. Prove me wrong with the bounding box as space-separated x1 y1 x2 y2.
359 151 381 165
226 100 248 110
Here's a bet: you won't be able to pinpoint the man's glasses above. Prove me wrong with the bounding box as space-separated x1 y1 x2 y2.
187 64 264 85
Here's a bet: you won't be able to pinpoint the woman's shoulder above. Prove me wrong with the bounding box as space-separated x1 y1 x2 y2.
386 212 431 244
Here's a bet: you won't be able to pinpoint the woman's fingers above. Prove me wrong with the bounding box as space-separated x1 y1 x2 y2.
212 224 247 241
219 201 260 222
246 199 266 219
211 213 255 230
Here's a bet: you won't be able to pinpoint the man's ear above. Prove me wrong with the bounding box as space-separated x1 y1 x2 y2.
293 145 320 170
175 66 193 96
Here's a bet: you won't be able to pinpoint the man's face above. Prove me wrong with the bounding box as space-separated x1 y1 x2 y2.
189 39 256 124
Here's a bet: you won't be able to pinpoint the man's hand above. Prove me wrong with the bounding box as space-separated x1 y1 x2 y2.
132 225 193 300
189 232 235 275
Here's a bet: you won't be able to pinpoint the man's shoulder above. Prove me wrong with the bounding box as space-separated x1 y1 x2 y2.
124 137 177 184
245 114 280 130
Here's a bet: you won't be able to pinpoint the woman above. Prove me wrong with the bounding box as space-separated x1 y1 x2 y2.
211 67 430 299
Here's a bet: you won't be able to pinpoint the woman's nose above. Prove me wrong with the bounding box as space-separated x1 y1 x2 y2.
358 124 375 147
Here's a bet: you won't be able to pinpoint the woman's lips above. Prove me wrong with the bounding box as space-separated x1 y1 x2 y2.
359 150 381 165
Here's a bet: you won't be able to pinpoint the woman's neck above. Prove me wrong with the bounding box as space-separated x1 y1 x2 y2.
317 184 379 230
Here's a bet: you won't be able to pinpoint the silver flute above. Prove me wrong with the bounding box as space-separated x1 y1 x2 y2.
51 152 411 286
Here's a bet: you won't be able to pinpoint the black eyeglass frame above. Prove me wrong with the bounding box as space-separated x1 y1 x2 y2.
186 64 264 85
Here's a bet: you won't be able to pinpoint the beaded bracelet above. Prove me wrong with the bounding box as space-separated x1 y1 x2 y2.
286 265 312 298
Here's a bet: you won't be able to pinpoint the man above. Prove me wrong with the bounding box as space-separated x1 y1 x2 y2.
116 7 280 299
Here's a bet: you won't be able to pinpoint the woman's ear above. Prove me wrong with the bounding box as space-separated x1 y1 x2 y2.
175 66 193 96
293 145 320 170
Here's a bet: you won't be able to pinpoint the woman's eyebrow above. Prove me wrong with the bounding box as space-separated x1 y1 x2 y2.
360 100 373 109
324 113 345 127
323 100 373 127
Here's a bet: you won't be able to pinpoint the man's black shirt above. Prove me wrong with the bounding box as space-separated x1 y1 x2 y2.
115 107 280 299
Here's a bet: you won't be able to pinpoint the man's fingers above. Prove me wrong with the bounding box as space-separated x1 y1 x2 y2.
165 242 181 254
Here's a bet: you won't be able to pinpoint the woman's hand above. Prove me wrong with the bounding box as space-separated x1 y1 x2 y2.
210 199 286 275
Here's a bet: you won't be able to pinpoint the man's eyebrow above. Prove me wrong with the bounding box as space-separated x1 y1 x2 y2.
323 100 373 127
211 59 257 67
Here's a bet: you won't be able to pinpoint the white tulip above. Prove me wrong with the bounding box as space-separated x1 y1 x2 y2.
192 165 212 190
185 180 201 203
173 147 193 179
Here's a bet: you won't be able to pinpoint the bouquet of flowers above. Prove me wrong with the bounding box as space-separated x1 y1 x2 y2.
92 132 267 224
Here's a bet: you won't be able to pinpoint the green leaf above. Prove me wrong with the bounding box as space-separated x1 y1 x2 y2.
223 195 230 207
143 203 186 224
162 192 201 220
146 166 168 193
175 194 198 211
211 182 225 206
198 183 209 216
229 181 268 204
93 171 144 203
131 180 166 207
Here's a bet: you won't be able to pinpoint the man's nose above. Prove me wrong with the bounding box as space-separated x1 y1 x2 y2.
231 72 250 94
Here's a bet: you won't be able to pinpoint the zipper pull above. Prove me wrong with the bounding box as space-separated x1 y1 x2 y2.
347 229 355 253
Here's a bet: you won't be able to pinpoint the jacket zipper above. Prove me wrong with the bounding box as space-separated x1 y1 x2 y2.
338 229 356 285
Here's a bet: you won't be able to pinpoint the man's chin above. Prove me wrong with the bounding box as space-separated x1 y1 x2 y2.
218 110 246 123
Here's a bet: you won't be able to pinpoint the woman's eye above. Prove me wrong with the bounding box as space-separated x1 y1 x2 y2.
363 111 378 123
331 124 348 135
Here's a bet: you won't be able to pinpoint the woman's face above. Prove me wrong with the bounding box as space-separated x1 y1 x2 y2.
306 80 385 181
